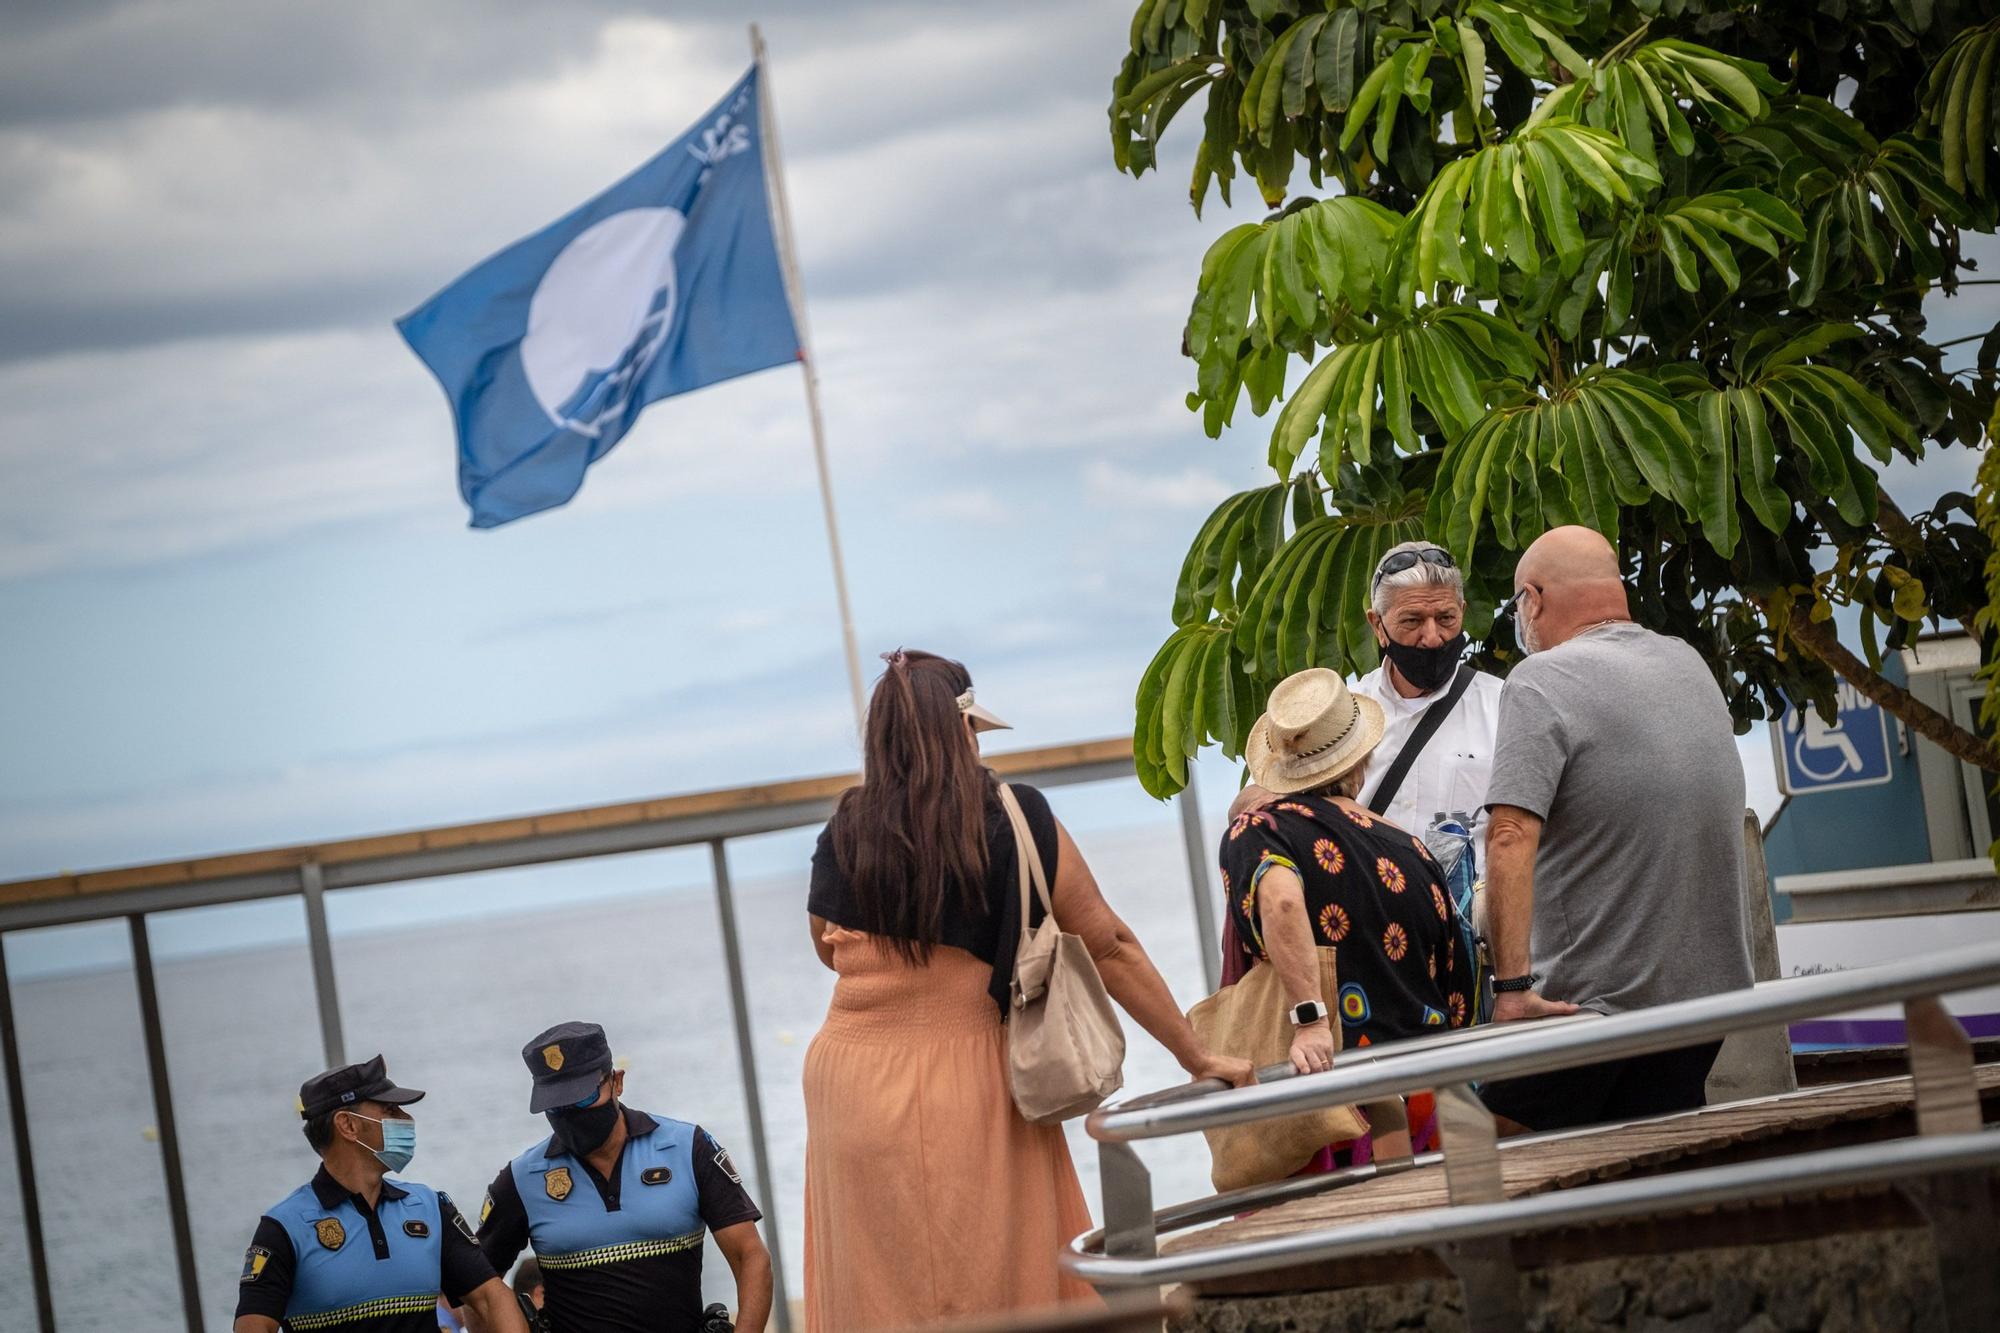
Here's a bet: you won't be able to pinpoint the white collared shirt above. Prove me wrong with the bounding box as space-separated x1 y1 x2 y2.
1352 663 1505 861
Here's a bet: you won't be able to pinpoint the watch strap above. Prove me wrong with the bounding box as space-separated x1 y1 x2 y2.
1492 973 1538 993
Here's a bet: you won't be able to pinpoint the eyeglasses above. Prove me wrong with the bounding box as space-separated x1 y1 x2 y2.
1371 546 1457 589
1496 584 1541 622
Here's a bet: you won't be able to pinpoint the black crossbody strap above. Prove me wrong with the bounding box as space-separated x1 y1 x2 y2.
1366 663 1476 816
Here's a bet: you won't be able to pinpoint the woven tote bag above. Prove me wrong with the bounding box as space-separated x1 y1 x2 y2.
1186 946 1368 1190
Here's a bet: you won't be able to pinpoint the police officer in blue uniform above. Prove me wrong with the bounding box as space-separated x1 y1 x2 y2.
233 1056 529 1333
468 1022 773 1333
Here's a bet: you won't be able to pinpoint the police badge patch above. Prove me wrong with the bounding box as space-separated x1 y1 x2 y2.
315 1218 346 1251
641 1166 673 1185
542 1044 565 1072
545 1166 573 1201
480 1193 494 1224
714 1143 743 1185
240 1246 270 1283
404 1219 430 1238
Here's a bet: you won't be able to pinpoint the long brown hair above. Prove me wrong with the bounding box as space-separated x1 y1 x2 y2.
831 649 993 962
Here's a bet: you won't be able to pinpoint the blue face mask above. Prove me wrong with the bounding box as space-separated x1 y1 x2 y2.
348 1112 417 1173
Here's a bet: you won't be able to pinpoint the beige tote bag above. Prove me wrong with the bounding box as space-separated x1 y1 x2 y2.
1186 946 1368 1191
999 783 1126 1123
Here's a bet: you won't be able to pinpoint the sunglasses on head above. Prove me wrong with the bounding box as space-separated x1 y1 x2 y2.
1372 547 1457 590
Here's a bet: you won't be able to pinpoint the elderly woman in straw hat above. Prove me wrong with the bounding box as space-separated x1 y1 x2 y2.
1220 667 1475 1161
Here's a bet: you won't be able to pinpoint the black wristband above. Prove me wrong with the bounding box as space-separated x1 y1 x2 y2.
1492 973 1538 993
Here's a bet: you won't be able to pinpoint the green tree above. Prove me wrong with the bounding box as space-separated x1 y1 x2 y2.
1110 0 2000 798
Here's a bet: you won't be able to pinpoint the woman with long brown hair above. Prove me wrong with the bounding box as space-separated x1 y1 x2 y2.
801 650 1249 1328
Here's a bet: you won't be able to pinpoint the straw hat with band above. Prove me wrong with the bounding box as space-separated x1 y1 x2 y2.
1244 668 1385 795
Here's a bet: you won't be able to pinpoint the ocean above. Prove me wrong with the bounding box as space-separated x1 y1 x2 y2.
0 822 1223 1331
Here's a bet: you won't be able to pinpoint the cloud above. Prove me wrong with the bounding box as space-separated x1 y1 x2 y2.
0 3 1141 362
1085 460 1234 511
904 489 1012 524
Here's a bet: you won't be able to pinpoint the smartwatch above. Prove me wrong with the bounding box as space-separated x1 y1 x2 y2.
1492 973 1539 994
1290 1000 1329 1026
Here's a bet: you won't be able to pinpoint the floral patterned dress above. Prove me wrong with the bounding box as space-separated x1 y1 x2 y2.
1220 795 1473 1046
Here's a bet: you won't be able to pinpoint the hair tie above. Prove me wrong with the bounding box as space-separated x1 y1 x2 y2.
879 648 908 669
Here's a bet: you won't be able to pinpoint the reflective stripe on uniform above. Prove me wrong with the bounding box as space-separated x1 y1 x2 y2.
283 1292 440 1329
536 1229 704 1270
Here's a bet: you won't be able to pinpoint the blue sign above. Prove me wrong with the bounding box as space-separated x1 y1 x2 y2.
1772 685 1895 795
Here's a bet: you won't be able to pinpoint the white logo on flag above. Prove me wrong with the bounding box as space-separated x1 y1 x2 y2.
520 206 687 438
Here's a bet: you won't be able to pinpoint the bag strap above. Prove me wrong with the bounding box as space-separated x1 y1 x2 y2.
997 783 1053 945
1367 663 1476 816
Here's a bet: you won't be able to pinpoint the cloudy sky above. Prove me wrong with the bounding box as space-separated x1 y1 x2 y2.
1 0 1992 907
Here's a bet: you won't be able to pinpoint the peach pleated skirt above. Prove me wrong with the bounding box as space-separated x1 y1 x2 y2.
803 927 1100 1331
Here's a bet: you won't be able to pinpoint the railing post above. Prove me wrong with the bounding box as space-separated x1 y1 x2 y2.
1099 1140 1157 1261
129 914 204 1333
1705 810 1795 1103
1176 775 1221 994
1901 995 1998 1332
300 861 346 1068
708 841 794 1333
1435 1083 1523 1333
0 933 56 1333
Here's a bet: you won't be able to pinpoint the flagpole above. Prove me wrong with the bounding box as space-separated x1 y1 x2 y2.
750 23 869 739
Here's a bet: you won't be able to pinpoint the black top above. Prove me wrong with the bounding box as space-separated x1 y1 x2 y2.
233 1168 492 1329
809 779 1060 1013
476 1108 764 1333
1219 796 1474 1043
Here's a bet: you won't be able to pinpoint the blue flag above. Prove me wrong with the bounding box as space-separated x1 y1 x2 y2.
398 67 800 528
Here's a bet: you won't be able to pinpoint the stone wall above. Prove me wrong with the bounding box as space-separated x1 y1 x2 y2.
1174 1228 1945 1333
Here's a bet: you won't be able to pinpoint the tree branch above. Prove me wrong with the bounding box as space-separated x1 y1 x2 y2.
1758 593 2000 773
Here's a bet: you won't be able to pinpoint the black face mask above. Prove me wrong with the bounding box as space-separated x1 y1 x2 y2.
1380 632 1467 692
547 1097 621 1156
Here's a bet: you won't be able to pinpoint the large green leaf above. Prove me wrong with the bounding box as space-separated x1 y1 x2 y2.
1184 196 1404 436
1338 38 1437 163
1110 57 1223 178
1134 623 1256 796
1268 305 1541 476
1637 189 1805 296
1431 369 1697 559
1233 511 1423 681
1920 19 2000 195
1383 119 1661 305
1171 479 1318 626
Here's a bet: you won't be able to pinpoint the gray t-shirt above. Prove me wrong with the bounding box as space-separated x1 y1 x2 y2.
1485 621 1754 1013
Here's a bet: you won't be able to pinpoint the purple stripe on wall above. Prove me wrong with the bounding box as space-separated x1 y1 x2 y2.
1788 1013 2000 1047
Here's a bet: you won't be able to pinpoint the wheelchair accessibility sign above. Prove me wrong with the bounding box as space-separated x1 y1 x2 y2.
1772 685 1896 795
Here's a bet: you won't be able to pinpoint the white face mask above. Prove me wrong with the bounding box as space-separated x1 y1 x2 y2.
1512 587 1543 656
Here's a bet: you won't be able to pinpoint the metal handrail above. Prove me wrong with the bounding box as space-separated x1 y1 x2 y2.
1087 941 2000 1142
1084 1069 1938 1244
1067 940 2000 1329
1067 1130 2000 1287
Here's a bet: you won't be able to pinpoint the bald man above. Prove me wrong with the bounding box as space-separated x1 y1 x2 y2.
1476 526 1754 1132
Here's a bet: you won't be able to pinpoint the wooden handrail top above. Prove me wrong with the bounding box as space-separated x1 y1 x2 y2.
0 736 1136 908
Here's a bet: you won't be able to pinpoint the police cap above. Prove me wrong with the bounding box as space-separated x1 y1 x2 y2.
299 1054 426 1120
522 1020 614 1113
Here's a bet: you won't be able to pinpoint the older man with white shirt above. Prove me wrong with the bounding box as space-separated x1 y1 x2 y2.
1233 541 1502 860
